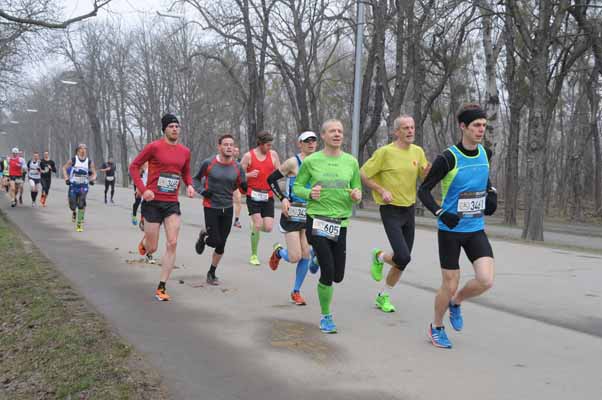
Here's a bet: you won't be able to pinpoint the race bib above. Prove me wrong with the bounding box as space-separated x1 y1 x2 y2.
288 202 307 223
157 172 180 193
457 191 486 217
251 189 269 202
312 216 342 241
72 175 88 185
106 176 115 182
29 172 41 179
14 178 23 184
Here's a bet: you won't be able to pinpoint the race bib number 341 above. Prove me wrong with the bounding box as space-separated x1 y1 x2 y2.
312 216 342 241
157 173 180 193
457 191 486 217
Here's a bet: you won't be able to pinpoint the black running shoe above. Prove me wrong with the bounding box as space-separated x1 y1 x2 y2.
206 272 219 286
195 229 208 255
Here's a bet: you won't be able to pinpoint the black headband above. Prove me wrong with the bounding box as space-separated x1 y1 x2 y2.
458 108 487 126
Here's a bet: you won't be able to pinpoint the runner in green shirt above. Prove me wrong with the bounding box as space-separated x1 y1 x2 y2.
293 119 362 333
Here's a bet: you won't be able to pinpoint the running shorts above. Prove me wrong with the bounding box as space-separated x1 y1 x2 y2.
246 197 275 218
141 200 181 224
437 229 493 270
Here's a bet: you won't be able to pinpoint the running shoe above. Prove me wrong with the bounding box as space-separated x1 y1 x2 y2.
145 253 156 264
319 314 337 334
206 272 220 286
249 254 260 266
138 239 147 256
155 288 170 301
449 302 464 331
40 194 46 206
269 243 283 271
195 230 208 255
375 293 396 313
111 199 115 204
309 249 320 274
428 324 452 349
76 223 83 232
233 219 242 228
371 248 384 282
132 215 138 226
290 291 306 306
11 201 16 207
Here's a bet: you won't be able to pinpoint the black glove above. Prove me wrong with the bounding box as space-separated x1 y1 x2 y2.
201 189 212 198
89 181 95 186
439 211 460 229
65 179 70 186
484 189 497 216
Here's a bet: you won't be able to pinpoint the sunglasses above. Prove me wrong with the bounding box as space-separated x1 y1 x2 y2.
302 137 317 143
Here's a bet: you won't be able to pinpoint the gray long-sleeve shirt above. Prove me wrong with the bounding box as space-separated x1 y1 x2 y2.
193 155 247 209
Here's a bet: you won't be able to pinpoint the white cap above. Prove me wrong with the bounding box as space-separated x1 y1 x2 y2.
298 131 317 142
11 147 19 154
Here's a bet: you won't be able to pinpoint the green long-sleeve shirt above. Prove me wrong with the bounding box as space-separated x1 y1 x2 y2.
293 150 361 227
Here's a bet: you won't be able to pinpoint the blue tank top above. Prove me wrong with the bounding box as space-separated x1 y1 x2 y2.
438 144 489 233
285 154 308 204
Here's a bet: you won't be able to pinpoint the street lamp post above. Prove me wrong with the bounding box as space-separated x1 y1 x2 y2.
351 0 365 161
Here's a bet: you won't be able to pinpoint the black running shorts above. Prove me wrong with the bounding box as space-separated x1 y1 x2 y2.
141 200 181 224
246 197 275 218
438 229 493 270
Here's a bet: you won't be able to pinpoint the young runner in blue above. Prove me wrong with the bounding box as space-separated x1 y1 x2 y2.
267 131 320 305
62 144 97 232
418 104 497 349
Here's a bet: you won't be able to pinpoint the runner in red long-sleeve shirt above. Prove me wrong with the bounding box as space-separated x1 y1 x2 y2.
129 113 195 301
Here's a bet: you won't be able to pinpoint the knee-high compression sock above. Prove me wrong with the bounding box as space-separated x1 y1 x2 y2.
277 248 290 262
293 258 310 292
317 282 333 315
77 209 85 224
31 191 36 202
251 227 260 256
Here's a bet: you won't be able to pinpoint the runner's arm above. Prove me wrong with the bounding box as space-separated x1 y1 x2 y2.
240 152 251 170
267 158 294 201
271 150 281 170
350 160 362 202
292 161 312 200
418 153 453 216
129 144 154 194
89 161 97 181
62 159 73 180
192 160 209 195
182 151 193 187
237 163 248 193
484 148 497 215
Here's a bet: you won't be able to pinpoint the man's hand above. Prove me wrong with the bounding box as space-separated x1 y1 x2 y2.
379 188 393 203
439 211 460 229
247 169 260 179
350 188 362 202
65 179 70 186
281 198 291 217
310 185 322 200
143 189 155 202
187 185 195 198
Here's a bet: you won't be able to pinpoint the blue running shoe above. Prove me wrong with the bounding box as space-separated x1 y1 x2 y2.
428 324 452 348
309 249 320 274
320 314 337 334
449 302 463 331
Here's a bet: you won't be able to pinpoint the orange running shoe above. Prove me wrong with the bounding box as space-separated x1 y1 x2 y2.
290 291 306 306
138 238 147 256
155 288 170 301
269 243 283 271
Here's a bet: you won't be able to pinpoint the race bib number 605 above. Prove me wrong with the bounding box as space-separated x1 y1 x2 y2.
157 173 180 193
312 216 342 241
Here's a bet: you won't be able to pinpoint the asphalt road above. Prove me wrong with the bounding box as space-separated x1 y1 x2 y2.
2 184 601 400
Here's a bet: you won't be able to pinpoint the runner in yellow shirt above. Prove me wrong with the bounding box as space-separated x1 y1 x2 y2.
360 115 430 313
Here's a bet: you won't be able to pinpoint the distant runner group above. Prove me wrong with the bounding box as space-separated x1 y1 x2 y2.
3 103 497 349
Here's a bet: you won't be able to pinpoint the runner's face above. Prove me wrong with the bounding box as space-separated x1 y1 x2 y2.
396 118 415 145
462 118 487 145
300 137 317 154
44 152 49 160
233 147 240 158
165 123 180 142
219 138 235 158
321 122 344 148
33 153 39 161
258 142 272 154
78 148 87 158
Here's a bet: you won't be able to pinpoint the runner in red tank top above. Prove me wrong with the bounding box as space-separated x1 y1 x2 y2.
240 131 281 266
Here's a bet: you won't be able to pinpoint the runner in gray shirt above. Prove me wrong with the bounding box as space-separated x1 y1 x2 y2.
193 134 247 285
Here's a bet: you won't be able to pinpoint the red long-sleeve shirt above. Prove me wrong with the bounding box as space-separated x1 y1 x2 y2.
129 139 192 202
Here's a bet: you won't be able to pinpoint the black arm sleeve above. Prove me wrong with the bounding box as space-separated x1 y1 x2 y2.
267 169 286 201
237 163 248 193
418 152 454 216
